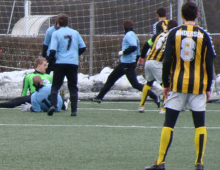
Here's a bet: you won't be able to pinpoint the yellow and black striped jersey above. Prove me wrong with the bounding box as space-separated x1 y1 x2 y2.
153 20 169 34
163 24 216 94
146 32 169 62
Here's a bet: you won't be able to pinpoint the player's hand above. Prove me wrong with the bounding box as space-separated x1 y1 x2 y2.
48 56 56 64
118 51 124 56
21 102 32 112
206 91 211 102
137 57 145 67
163 87 170 99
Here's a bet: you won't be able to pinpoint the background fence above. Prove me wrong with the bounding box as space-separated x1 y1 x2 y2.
0 0 219 75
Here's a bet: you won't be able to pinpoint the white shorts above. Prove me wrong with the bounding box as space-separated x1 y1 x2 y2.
144 60 162 84
164 92 206 112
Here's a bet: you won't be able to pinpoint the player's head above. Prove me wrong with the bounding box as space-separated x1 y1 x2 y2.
123 20 134 31
56 14 69 27
33 75 44 91
55 21 60 29
34 58 47 73
33 75 42 85
167 20 178 30
156 7 167 18
181 1 198 21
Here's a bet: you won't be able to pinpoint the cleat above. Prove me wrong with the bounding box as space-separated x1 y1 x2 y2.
92 96 102 103
145 163 165 170
159 107 166 114
47 106 55 116
71 111 77 116
63 99 70 111
138 106 145 113
195 164 204 170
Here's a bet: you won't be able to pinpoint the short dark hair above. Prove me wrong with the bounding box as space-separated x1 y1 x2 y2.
181 1 198 21
123 20 133 30
57 14 69 27
156 7 167 17
167 20 178 30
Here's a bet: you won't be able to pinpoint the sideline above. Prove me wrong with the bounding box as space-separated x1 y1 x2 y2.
0 123 219 129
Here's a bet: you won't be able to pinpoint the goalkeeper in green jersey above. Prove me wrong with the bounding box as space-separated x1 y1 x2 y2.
21 58 52 96
0 58 52 108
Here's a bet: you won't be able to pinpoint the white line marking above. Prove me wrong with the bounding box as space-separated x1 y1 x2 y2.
78 108 148 112
1 107 220 113
78 108 220 112
0 123 219 129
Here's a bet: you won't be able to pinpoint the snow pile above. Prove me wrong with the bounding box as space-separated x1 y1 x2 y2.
0 67 163 100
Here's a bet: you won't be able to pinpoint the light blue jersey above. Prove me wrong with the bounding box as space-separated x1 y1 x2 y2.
43 25 57 56
31 84 63 112
50 27 86 65
120 31 140 63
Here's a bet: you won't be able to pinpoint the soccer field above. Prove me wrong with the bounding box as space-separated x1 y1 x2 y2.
0 100 219 170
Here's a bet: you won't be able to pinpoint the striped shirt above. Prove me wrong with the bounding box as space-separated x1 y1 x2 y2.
163 24 216 94
153 20 169 34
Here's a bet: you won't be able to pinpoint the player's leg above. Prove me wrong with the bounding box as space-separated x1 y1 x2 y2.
189 94 207 169
145 92 186 169
94 63 124 102
145 108 179 170
139 61 154 110
158 108 179 164
124 62 159 111
124 62 144 91
192 111 206 169
0 96 31 108
150 61 165 114
159 84 166 114
48 64 65 116
141 60 160 111
65 64 78 116
139 81 154 112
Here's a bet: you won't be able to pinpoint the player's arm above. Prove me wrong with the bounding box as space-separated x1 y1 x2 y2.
42 45 48 58
79 47 86 56
21 75 29 96
42 29 51 58
140 34 157 59
48 32 57 63
162 32 174 88
156 22 163 34
205 34 216 92
119 34 137 56
78 33 86 56
123 46 137 54
48 50 56 60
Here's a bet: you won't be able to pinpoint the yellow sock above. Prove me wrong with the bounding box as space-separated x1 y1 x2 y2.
195 126 207 165
139 85 151 107
157 127 173 165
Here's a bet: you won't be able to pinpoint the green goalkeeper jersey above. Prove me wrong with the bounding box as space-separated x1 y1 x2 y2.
21 71 52 96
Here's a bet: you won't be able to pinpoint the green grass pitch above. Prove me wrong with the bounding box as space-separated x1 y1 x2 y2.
0 100 219 170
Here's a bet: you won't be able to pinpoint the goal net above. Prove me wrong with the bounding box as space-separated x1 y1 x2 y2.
0 0 179 74
0 0 218 101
